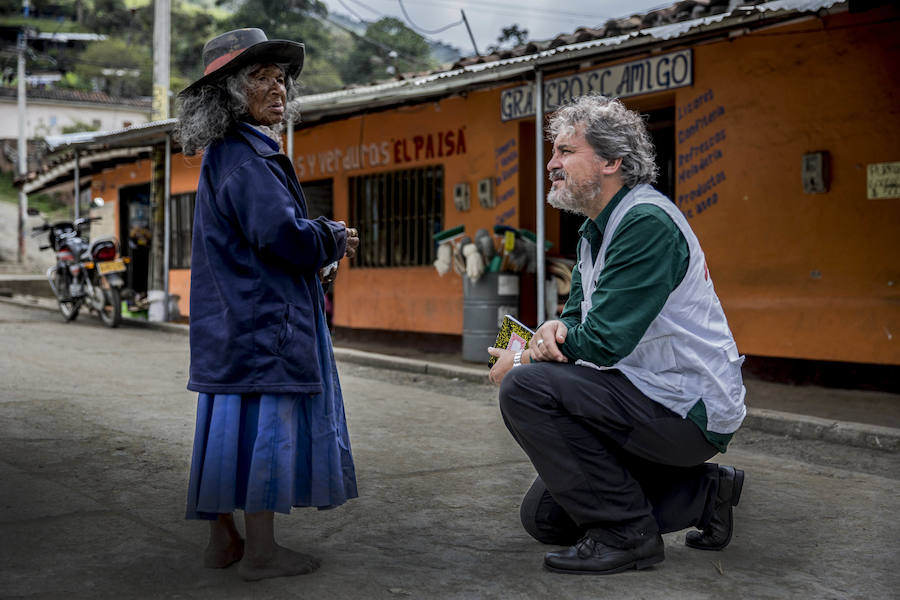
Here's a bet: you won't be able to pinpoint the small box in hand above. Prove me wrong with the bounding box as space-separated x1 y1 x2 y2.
489 315 534 367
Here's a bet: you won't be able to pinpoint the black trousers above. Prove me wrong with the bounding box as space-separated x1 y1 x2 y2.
499 362 722 549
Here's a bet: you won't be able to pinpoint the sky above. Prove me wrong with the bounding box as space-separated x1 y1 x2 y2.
318 0 678 55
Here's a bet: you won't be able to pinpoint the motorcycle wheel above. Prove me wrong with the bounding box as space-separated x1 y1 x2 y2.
98 287 122 328
54 270 79 322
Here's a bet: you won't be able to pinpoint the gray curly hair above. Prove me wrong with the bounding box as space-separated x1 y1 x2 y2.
175 63 298 156
547 94 658 187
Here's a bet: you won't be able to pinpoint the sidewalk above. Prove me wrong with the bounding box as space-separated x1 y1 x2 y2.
2 292 899 452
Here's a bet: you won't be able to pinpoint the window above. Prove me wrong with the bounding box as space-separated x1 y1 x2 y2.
169 192 195 269
303 178 334 220
349 166 444 268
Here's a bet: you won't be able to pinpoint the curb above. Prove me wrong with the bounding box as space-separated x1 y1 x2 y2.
742 407 900 452
3 294 898 453
332 347 489 384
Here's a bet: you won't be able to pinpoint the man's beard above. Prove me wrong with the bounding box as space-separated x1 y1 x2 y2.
547 169 600 215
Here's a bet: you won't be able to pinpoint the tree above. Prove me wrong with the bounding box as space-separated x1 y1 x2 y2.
339 17 435 85
487 24 529 53
73 38 152 97
223 0 345 93
82 0 138 40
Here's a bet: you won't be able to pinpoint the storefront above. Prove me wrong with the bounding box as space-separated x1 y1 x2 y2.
27 0 899 367
278 1 899 366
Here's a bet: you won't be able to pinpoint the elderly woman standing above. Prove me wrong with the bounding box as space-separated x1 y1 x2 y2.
177 28 359 582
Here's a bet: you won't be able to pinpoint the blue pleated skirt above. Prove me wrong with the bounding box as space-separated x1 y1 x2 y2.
185 309 358 520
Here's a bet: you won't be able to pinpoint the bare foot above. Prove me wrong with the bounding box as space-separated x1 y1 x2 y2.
238 544 322 581
203 538 244 569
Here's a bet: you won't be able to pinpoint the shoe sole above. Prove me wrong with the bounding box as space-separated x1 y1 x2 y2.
731 468 745 507
685 467 745 552
543 553 665 575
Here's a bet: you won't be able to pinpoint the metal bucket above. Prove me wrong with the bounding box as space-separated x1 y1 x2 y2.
462 273 520 363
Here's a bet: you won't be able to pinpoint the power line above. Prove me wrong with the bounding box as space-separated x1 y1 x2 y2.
336 0 370 23
308 10 435 70
343 0 388 18
376 0 607 22
396 0 463 35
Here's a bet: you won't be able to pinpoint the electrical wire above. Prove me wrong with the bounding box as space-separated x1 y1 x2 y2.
382 0 605 21
307 11 435 69
336 0 370 23
396 0 463 35
343 0 388 18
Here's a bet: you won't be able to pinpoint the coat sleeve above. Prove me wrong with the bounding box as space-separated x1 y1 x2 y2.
216 157 347 272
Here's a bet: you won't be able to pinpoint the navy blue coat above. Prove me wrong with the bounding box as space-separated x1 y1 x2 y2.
187 124 347 394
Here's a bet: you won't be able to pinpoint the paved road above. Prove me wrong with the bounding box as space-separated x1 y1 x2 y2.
1 301 898 599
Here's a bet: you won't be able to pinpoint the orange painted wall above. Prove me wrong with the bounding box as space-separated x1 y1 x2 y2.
86 6 899 366
660 7 900 365
291 91 523 335
91 151 202 318
90 158 151 233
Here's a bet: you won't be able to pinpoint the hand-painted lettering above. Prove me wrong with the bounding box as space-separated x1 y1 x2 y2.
500 50 693 121
294 142 389 178
496 206 516 225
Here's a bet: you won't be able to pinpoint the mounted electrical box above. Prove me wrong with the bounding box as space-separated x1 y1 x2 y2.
477 178 495 208
802 151 829 194
453 182 471 211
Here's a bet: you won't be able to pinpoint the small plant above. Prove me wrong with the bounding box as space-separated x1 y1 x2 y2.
0 172 68 218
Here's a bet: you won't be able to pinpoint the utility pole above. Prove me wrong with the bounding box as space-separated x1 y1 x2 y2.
460 10 480 57
151 0 170 122
147 0 170 320
16 0 31 264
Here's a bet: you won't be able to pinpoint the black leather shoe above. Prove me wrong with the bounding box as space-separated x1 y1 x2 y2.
544 533 665 575
685 465 744 551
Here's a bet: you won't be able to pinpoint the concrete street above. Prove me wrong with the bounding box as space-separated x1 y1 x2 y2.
1 300 898 599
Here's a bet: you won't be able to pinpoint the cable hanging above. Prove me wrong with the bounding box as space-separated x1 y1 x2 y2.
396 0 463 35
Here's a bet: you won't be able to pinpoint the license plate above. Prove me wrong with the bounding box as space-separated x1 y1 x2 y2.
97 259 126 275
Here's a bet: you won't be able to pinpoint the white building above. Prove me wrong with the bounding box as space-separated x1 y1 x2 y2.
0 87 151 140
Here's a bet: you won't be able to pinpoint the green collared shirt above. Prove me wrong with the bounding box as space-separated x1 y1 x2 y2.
558 185 732 452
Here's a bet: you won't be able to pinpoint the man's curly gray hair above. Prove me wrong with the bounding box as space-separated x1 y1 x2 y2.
175 63 297 156
547 94 658 187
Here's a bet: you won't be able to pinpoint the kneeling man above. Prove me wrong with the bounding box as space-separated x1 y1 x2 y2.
489 94 746 575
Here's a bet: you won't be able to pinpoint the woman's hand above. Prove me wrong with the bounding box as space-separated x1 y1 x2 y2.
529 320 569 363
337 221 359 260
319 262 338 284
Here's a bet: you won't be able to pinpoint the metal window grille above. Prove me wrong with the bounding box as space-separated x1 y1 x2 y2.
169 192 195 269
349 165 444 268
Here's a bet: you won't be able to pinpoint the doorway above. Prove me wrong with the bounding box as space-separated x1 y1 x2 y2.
118 183 151 296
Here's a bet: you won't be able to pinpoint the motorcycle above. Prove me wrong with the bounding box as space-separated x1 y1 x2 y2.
30 210 127 328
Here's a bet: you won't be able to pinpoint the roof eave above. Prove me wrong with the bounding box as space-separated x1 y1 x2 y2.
294 0 847 123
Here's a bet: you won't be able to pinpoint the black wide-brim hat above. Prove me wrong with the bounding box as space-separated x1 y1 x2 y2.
179 28 304 96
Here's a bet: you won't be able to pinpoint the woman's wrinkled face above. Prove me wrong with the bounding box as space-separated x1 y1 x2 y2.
246 64 286 126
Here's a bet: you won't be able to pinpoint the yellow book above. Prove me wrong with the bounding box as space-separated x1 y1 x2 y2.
489 314 534 367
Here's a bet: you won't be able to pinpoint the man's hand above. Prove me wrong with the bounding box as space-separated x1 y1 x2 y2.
487 347 516 386
337 221 359 259
529 320 569 363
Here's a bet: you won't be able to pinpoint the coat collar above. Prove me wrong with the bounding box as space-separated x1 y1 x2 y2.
236 122 281 156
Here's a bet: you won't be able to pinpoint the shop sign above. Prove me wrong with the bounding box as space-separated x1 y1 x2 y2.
867 162 900 199
500 49 692 122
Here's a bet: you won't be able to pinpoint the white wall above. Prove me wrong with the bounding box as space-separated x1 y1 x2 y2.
0 99 151 138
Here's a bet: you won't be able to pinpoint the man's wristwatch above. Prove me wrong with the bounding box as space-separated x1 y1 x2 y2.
513 350 524 367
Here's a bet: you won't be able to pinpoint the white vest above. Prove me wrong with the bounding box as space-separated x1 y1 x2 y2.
577 184 746 434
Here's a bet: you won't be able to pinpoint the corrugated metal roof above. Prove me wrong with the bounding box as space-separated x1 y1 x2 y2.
292 0 846 120
23 0 849 194
43 119 177 152
0 86 152 108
